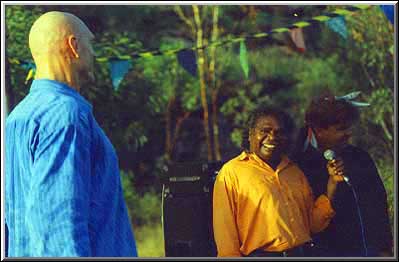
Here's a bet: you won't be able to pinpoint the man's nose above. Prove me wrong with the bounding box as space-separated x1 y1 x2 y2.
267 130 281 139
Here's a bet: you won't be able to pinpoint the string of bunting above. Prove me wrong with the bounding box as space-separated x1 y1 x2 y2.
122 5 372 59
9 4 393 90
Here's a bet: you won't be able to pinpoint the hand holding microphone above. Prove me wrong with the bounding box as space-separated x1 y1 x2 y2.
324 149 348 201
324 149 349 183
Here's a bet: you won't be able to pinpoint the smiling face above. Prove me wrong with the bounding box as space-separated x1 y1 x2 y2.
249 115 288 166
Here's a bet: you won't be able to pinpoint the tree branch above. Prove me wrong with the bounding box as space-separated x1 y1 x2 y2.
174 6 196 38
361 63 376 88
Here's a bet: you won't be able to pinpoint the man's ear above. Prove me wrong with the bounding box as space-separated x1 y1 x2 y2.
248 129 253 141
67 35 79 58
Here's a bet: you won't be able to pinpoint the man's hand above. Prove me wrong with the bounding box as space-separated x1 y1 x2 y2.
326 158 345 201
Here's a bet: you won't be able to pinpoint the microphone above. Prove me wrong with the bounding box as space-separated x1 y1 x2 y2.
323 149 350 184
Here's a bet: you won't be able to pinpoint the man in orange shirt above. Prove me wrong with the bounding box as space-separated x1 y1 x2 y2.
213 106 345 257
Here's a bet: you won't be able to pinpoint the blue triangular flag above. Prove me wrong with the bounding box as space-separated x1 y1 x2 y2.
349 101 370 107
177 49 197 76
326 16 348 39
239 40 249 78
108 59 132 90
380 5 394 24
335 91 361 101
20 61 36 70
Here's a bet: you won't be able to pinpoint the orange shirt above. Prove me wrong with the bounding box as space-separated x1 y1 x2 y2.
213 151 335 257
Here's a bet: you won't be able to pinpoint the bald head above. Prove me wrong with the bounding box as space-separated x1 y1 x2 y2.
29 11 94 57
29 11 95 91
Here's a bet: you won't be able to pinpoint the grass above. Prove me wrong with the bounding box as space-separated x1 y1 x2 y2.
134 222 165 257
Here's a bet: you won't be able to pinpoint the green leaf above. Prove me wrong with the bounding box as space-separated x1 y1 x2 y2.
239 40 249 79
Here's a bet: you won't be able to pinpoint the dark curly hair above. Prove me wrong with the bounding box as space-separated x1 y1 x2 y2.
305 91 360 129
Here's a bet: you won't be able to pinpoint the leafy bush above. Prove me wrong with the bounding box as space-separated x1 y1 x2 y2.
120 170 162 227
134 222 165 257
375 159 394 232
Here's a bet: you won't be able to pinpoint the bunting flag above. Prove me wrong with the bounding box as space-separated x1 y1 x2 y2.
335 91 370 107
326 16 348 39
289 27 306 53
177 49 197 76
25 68 35 84
239 41 249 78
108 59 132 90
20 61 36 71
123 5 371 60
20 61 36 84
8 5 373 87
379 5 394 24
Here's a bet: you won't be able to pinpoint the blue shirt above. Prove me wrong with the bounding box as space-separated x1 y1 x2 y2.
5 79 138 257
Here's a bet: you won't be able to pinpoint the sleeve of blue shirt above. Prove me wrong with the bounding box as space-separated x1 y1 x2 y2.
26 123 92 256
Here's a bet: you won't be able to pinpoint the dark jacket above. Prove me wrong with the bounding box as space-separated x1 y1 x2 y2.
292 131 392 256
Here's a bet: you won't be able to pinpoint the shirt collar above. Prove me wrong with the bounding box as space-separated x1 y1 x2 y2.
238 151 250 161
238 150 292 172
30 79 92 112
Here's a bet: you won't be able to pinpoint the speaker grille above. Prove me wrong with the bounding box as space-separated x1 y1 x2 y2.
162 161 222 257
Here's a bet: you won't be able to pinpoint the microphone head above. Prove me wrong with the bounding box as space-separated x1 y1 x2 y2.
323 149 336 161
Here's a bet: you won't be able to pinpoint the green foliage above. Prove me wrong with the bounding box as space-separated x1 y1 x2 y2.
121 171 164 257
375 159 394 232
345 6 394 88
121 171 162 227
5 6 42 59
251 47 305 79
134 222 165 257
5 6 43 104
141 38 201 114
230 129 244 149
95 31 143 59
343 6 394 163
239 41 249 78
121 170 165 256
367 88 394 136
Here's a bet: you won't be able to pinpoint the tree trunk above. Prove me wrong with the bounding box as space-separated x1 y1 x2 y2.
193 5 213 161
211 88 221 161
165 96 175 163
171 111 191 156
209 6 221 161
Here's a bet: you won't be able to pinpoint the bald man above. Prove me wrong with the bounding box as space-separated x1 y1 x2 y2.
5 12 138 257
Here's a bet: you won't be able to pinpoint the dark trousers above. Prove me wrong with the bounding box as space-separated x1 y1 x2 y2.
247 242 315 257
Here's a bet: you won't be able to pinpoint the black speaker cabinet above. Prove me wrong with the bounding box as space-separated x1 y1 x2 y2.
162 161 223 257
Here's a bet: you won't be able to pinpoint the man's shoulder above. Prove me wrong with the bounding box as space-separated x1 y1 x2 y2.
33 80 91 114
7 89 93 133
218 152 250 176
222 152 248 167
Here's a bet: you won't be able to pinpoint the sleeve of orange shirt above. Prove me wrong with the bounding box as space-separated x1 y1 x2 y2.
212 165 242 257
304 179 336 234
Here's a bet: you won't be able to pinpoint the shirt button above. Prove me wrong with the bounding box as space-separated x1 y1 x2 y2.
290 218 294 222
